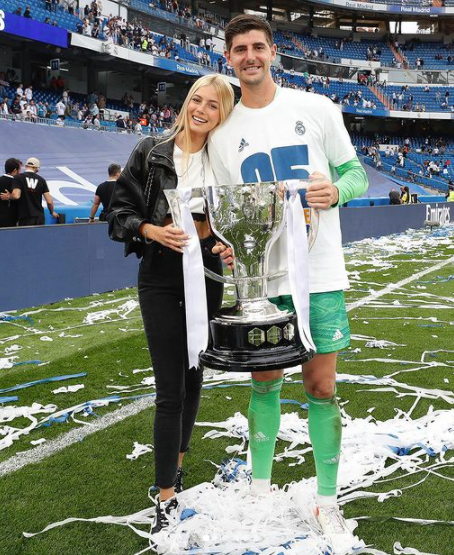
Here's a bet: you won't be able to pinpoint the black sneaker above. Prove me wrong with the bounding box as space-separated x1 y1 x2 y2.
151 497 178 535
174 468 186 494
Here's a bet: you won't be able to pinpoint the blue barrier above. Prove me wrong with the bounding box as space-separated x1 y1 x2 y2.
1 202 453 311
340 202 453 244
0 223 138 311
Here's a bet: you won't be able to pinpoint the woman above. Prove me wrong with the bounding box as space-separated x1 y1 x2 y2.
108 74 234 535
400 185 410 204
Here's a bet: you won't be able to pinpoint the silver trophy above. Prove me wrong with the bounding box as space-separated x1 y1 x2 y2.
165 180 317 372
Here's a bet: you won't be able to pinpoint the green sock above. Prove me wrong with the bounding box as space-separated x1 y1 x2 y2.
306 391 342 497
248 377 283 480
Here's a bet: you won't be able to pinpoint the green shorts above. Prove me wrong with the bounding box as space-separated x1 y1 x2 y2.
269 291 350 354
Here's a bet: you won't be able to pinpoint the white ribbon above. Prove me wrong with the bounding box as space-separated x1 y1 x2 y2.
178 189 209 370
285 185 316 353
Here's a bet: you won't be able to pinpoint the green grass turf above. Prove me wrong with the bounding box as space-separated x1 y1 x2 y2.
1 228 453 554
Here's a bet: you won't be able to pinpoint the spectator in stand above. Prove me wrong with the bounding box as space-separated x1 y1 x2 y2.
28 100 37 122
37 101 46 118
14 7 22 15
10 96 22 116
23 6 32 18
56 75 65 91
389 188 401 205
89 163 121 222
90 102 99 118
24 86 33 102
11 158 59 225
0 98 9 116
116 114 126 129
0 158 22 227
55 98 66 119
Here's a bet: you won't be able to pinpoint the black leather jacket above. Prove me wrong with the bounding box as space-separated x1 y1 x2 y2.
108 136 177 258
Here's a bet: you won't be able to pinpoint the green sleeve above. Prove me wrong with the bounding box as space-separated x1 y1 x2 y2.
333 156 369 206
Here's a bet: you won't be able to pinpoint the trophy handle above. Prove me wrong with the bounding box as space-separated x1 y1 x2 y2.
203 268 287 284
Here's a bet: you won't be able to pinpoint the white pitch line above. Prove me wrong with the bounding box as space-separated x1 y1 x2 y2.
346 255 454 313
0 397 155 477
1 255 453 477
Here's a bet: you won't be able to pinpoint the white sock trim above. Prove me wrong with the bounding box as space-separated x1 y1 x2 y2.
317 494 337 508
251 478 271 495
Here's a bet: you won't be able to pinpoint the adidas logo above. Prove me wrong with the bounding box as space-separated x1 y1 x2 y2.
332 329 344 341
252 431 270 442
238 138 249 152
323 454 340 465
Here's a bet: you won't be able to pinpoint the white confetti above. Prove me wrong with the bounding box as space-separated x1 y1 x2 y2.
126 441 153 461
52 385 85 395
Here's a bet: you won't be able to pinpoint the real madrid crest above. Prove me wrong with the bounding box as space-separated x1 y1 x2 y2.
295 121 305 135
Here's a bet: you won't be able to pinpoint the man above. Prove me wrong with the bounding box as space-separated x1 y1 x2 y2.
446 184 454 202
389 188 401 205
55 98 66 119
89 164 121 222
116 114 126 129
11 158 59 225
0 158 21 227
208 15 368 553
0 97 9 116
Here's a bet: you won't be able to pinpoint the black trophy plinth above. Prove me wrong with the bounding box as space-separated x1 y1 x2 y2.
200 308 314 373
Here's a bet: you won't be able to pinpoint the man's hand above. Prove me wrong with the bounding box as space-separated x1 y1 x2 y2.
51 211 59 219
145 223 189 254
306 171 339 210
212 242 234 270
0 190 10 201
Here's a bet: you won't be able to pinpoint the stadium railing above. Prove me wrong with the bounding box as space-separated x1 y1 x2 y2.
0 112 167 135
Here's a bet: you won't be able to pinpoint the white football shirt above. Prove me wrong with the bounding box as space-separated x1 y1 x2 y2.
208 87 356 295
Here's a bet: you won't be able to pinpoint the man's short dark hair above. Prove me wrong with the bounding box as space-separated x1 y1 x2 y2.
5 158 20 174
108 163 121 176
225 14 273 52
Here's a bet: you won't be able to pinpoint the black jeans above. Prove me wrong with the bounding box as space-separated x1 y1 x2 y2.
138 237 223 489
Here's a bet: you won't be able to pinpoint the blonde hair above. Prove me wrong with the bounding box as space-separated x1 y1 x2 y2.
163 74 235 155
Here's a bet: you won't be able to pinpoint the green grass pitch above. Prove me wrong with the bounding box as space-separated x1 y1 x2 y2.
1 226 453 555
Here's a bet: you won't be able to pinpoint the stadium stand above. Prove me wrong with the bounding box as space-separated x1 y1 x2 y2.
275 30 454 70
0 0 80 30
352 135 453 192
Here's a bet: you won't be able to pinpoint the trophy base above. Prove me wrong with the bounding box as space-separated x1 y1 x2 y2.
200 312 314 373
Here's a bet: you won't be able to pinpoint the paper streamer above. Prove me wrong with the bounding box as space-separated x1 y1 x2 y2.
178 188 209 370
285 183 315 352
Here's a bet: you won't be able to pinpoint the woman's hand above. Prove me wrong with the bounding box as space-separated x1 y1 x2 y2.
142 223 189 253
212 241 234 269
306 171 339 209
